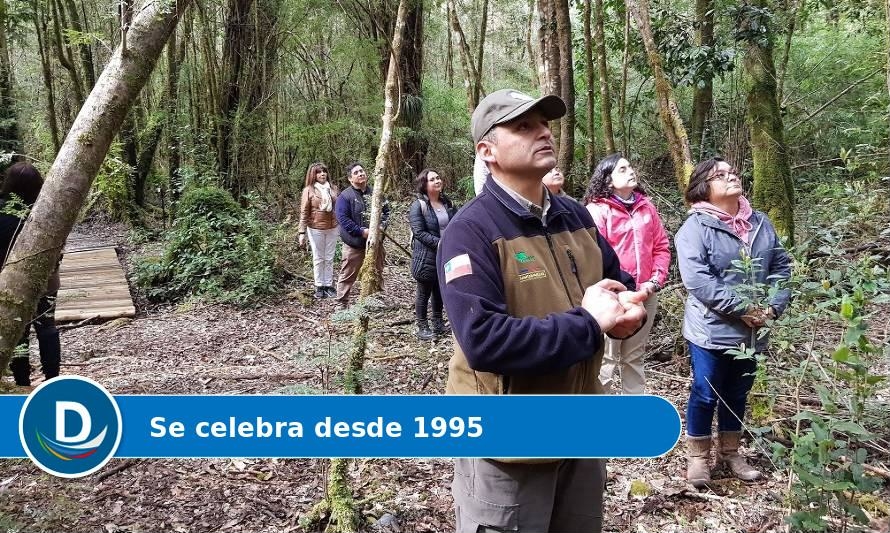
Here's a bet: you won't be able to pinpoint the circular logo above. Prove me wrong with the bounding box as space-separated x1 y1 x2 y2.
19 376 122 478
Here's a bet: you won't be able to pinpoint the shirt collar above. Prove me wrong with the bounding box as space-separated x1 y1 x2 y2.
491 175 551 222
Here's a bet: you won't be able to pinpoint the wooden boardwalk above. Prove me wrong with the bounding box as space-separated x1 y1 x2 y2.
55 246 136 322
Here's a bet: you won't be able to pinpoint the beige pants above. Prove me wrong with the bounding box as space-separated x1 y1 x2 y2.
453 458 605 532
599 294 658 395
335 243 385 306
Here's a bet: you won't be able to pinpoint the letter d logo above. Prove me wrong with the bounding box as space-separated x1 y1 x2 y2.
19 376 122 478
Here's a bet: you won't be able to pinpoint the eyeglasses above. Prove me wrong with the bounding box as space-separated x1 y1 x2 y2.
708 169 740 182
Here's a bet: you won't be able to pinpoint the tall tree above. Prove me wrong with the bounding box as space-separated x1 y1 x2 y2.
217 0 282 197
447 0 480 111
740 0 794 241
555 0 574 173
0 0 19 153
395 0 426 186
628 0 694 190
0 0 191 368
32 0 61 152
690 0 715 155
619 3 631 154
583 0 597 171
593 0 615 153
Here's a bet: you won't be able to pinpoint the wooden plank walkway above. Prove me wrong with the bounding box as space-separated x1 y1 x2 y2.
55 246 136 322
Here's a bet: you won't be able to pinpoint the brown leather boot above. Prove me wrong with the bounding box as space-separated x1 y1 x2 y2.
718 431 762 481
686 435 712 489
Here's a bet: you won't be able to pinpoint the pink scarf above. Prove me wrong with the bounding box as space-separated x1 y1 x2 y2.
691 196 754 243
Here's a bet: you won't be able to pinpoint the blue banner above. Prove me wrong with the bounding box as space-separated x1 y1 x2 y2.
2 393 680 460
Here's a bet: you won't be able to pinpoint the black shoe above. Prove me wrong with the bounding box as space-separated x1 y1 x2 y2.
10 357 31 387
416 320 434 341
324 286 337 298
314 288 325 299
431 318 451 337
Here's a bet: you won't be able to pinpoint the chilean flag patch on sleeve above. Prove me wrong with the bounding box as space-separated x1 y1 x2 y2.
443 253 473 283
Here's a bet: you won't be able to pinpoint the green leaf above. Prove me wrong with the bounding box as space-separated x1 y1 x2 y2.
832 346 850 362
831 421 873 438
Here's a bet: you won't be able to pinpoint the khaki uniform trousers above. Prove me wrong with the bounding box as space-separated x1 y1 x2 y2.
335 243 385 306
599 294 658 395
452 457 606 532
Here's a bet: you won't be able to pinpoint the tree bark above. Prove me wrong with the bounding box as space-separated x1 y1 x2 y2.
527 0 539 87
447 0 478 111
0 0 19 153
583 0 597 171
628 0 694 190
555 0 574 173
474 0 488 106
33 0 61 153
63 0 96 88
744 0 794 243
594 0 615 153
776 0 803 105
396 0 426 187
690 0 714 156
0 0 191 369
619 3 630 154
50 0 85 104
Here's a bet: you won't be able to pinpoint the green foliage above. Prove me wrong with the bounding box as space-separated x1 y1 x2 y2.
134 186 277 305
85 144 134 222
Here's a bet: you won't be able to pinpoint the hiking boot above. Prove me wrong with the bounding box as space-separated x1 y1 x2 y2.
431 316 451 337
324 286 337 298
718 431 762 481
314 287 326 299
686 435 712 489
416 320 434 341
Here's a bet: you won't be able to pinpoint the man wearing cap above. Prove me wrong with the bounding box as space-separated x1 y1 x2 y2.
438 89 648 531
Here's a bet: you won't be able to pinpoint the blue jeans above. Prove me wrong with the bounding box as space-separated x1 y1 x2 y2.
686 341 757 437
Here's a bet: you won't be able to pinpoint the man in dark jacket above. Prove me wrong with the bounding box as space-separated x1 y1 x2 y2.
333 162 389 308
438 89 648 532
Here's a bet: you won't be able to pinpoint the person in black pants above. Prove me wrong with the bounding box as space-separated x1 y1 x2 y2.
1 162 61 386
408 169 457 340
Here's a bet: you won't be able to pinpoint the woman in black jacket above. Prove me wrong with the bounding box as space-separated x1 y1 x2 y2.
409 169 457 340
1 162 61 386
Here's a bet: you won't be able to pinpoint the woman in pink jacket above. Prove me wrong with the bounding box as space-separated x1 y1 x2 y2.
582 153 671 394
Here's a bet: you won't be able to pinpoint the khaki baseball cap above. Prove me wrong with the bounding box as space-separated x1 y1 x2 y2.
471 89 567 143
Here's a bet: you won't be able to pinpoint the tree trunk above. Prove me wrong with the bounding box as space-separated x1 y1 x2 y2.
619 4 630 154
527 0 539 87
325 4 409 531
628 0 694 190
885 0 889 166
690 0 714 156
167 21 188 200
776 0 803 105
445 0 453 87
447 0 478 112
50 0 85 104
33 0 61 153
583 0 597 172
555 0 574 173
396 0 426 187
744 0 794 243
63 0 95 89
0 0 190 369
594 0 615 153
0 0 19 153
474 0 488 106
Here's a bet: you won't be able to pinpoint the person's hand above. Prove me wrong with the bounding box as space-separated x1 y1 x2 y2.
361 228 370 238
741 306 767 328
298 233 306 249
640 281 658 297
581 279 627 333
610 290 648 338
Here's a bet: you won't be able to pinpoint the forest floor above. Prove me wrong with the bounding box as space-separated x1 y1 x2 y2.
1 209 888 533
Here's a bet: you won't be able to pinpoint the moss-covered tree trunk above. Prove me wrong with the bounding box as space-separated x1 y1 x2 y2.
555 0 574 174
690 0 714 155
593 0 615 154
743 0 794 243
583 0 597 172
628 0 694 191
0 0 191 371
0 0 20 154
321 3 408 532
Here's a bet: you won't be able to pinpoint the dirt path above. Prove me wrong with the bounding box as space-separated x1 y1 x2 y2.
0 219 884 533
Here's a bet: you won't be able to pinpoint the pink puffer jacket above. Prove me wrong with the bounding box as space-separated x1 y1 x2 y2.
586 194 670 287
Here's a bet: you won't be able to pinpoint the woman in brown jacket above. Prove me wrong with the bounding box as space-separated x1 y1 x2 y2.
298 162 339 299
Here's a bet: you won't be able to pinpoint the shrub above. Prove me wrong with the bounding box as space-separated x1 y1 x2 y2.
134 186 277 305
